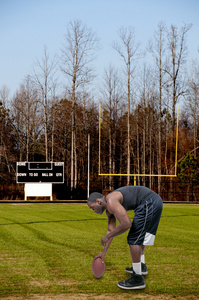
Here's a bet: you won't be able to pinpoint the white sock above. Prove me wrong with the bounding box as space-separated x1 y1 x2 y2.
133 262 142 275
141 254 145 264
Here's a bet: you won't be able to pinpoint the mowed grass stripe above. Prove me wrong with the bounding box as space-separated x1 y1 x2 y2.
0 203 198 297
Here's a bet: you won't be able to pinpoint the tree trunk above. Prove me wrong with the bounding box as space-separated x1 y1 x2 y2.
127 62 131 185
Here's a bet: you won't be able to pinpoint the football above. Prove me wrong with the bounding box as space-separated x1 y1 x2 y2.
92 257 105 278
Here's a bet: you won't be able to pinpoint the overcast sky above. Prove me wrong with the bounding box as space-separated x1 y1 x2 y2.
0 0 199 98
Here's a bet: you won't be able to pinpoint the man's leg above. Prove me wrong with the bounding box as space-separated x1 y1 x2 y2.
118 244 145 289
129 244 144 262
125 244 148 275
141 245 146 264
129 245 142 274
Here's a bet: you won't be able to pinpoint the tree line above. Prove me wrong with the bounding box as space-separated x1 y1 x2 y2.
0 20 199 201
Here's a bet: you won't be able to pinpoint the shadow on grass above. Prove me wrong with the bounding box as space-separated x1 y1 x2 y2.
0 218 107 226
2 213 199 226
162 214 199 218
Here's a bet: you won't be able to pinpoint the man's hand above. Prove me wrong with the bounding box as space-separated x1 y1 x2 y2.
101 235 109 247
94 252 106 262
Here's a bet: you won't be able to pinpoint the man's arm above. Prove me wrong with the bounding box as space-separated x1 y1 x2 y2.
102 212 116 254
101 192 132 246
94 211 116 261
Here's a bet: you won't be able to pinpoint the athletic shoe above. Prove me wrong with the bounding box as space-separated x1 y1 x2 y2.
125 263 148 275
118 273 146 290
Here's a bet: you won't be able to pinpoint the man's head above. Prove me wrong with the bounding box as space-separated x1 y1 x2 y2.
87 192 105 215
87 192 103 204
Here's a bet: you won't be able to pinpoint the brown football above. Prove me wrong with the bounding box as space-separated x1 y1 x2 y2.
92 257 105 278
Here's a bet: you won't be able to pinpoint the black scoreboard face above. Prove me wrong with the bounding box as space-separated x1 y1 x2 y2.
16 162 64 183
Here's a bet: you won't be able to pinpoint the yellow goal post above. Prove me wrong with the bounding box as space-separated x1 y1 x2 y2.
98 105 179 185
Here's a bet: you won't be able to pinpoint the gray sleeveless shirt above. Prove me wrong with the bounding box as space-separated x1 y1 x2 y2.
116 186 156 211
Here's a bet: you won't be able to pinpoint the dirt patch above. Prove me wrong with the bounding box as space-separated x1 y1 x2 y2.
2 294 199 300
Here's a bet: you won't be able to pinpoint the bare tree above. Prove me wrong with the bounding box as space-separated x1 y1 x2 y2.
165 24 192 143
0 86 10 162
11 76 41 161
148 21 166 193
0 85 10 106
61 19 99 191
164 23 192 200
49 81 59 162
186 59 199 157
113 26 141 184
0 86 11 174
33 46 58 162
137 63 157 187
100 65 123 189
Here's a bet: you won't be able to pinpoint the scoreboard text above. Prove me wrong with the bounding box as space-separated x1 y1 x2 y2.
16 162 64 183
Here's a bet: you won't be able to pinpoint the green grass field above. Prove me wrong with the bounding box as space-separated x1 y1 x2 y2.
0 203 198 299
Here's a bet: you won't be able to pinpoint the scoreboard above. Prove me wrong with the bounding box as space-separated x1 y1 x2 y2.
16 162 64 183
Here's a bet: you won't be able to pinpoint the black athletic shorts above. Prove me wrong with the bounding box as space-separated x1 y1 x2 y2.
127 194 163 245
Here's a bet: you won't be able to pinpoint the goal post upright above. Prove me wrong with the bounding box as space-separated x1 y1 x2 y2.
174 106 179 176
99 104 101 176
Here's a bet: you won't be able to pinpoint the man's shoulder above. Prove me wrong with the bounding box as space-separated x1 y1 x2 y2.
106 190 123 201
106 191 124 214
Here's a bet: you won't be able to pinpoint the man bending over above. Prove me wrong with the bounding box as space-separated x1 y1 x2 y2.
87 185 163 290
